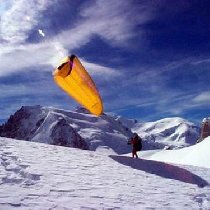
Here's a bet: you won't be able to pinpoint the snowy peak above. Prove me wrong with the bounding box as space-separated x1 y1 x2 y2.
0 106 89 150
0 106 133 153
0 105 44 140
132 117 200 149
0 106 200 153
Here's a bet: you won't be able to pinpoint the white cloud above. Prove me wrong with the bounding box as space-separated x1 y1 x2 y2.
0 0 56 44
0 1 10 15
151 90 210 117
0 40 120 79
0 0 150 78
0 42 61 76
1 0 153 48
57 0 153 48
82 59 121 78
193 91 210 103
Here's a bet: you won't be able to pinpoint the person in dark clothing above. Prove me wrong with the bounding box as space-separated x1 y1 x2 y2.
128 133 142 158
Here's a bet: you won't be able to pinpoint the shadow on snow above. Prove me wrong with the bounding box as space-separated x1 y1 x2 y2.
109 155 209 188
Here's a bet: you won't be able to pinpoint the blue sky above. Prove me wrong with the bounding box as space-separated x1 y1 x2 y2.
1 0 210 124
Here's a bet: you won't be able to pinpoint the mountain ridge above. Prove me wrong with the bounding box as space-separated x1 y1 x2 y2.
0 105 200 153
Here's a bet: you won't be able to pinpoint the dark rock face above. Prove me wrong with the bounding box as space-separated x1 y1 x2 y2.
50 118 89 149
0 106 33 140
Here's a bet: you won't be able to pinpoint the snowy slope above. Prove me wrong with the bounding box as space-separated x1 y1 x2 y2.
139 137 210 168
131 117 200 149
0 137 209 209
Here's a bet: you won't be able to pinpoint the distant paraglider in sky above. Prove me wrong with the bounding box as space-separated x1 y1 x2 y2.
53 55 103 116
38 29 45 37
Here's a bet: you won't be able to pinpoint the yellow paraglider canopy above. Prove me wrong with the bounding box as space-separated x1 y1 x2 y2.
53 55 103 116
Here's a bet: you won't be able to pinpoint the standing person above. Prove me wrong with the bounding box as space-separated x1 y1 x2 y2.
128 133 142 158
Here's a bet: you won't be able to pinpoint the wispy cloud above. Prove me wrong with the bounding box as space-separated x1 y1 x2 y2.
106 55 210 118
0 42 61 76
148 90 210 118
191 59 210 65
0 0 153 78
0 0 56 44
1 0 154 47
82 59 121 78
0 79 55 98
193 91 210 104
54 0 154 50
0 41 120 79
78 0 153 46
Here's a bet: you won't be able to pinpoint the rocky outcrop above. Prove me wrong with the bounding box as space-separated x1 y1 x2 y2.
0 106 89 150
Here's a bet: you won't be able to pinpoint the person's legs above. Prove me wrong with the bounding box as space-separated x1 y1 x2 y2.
135 152 138 158
132 148 138 158
132 148 135 158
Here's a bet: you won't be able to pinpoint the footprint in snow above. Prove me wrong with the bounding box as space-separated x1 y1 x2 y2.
1 152 41 186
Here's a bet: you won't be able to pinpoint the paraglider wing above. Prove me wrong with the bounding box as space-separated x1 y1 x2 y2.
53 55 103 116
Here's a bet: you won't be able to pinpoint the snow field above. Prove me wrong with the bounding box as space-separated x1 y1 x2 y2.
0 137 210 209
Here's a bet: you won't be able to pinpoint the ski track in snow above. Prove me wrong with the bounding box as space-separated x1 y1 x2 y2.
0 138 210 209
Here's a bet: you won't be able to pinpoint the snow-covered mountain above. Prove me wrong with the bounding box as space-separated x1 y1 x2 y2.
0 106 89 150
0 106 200 153
131 117 200 149
0 106 133 154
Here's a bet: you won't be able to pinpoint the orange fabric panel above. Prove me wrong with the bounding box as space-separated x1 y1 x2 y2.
53 55 103 116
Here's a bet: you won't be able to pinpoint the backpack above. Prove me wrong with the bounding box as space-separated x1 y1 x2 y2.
135 136 142 151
